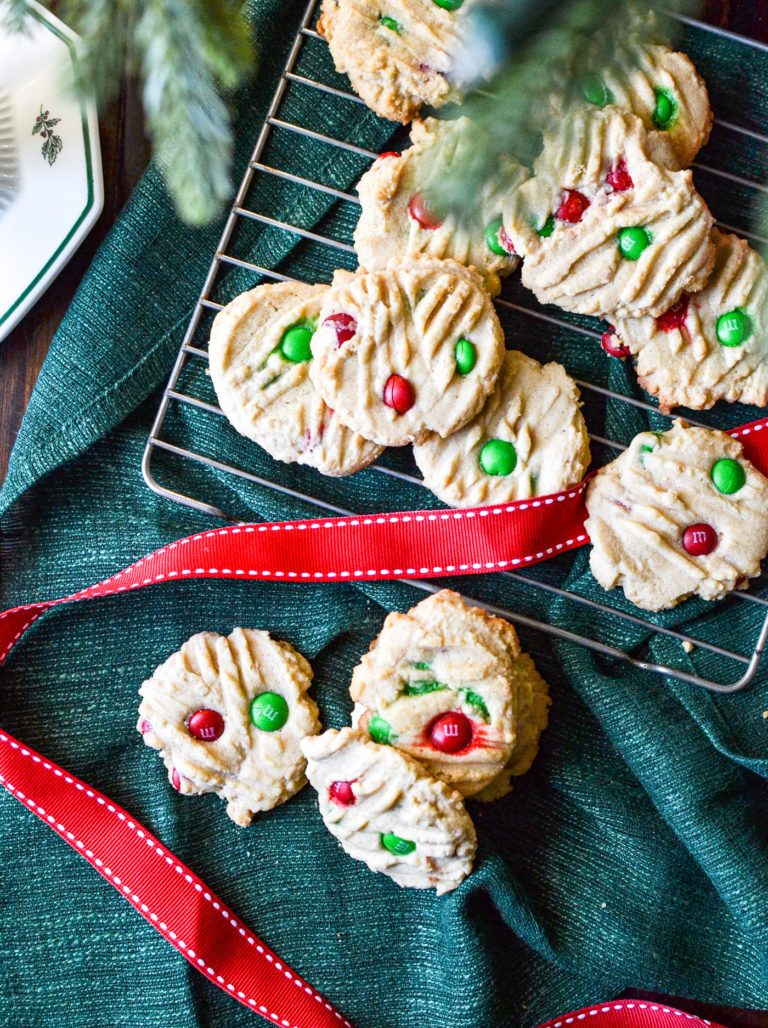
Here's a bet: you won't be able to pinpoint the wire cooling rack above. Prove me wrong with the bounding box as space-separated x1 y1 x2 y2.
142 0 768 694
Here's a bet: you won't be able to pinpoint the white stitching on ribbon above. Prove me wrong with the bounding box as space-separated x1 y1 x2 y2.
0 733 353 1028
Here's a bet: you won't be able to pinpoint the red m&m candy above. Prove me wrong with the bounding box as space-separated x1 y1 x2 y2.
380 151 401 159
323 313 357 346
656 294 689 333
429 711 472 753
407 192 444 230
188 708 225 741
682 523 718 556
171 768 182 791
601 329 630 359
140 719 152 735
383 374 415 414
556 190 590 223
329 780 356 806
606 158 633 192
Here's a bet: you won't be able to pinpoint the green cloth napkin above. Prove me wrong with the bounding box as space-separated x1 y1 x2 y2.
3 3 768 1025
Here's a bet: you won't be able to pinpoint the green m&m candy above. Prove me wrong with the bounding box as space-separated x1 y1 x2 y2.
380 15 402 31
537 214 555 238
716 308 751 347
380 832 416 856
250 692 289 731
454 338 477 375
432 0 464 7
617 226 652 260
369 714 394 745
485 217 513 256
479 439 517 476
581 74 614 108
280 323 313 363
710 457 746 495
652 88 678 130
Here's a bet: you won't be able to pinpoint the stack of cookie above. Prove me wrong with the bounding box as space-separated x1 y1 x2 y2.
303 589 550 894
137 591 551 894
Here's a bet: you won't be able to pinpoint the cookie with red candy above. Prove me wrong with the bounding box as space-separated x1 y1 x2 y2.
317 0 470 124
309 258 505 447
585 421 768 611
137 629 320 826
209 281 383 477
354 117 526 297
607 230 768 412
301 727 476 895
502 109 714 319
349 589 550 800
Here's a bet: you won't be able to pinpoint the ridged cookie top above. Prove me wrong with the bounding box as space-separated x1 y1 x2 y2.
354 117 526 296
301 727 477 894
318 0 469 123
610 230 768 412
309 258 505 447
209 281 383 477
585 422 768 611
138 629 320 826
503 110 714 319
349 589 550 799
556 44 711 170
414 350 591 507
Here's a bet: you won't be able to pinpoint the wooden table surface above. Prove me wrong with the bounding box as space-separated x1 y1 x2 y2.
2 4 768 1024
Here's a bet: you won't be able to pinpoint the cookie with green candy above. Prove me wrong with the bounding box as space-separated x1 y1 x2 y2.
209 281 383 477
138 629 321 826
354 117 527 297
606 230 768 412
570 46 710 169
413 350 591 507
301 727 477 894
540 5 711 169
502 109 714 319
349 589 550 800
317 0 470 124
309 259 505 447
585 421 768 611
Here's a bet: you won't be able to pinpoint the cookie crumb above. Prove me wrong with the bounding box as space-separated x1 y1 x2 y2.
682 640 694 653
762 711 768 720
601 902 607 909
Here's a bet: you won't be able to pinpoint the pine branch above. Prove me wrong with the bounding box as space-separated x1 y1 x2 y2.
190 0 255 90
62 0 136 109
49 0 255 225
134 0 252 226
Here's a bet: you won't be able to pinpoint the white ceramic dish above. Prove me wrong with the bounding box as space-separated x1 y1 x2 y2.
0 0 103 343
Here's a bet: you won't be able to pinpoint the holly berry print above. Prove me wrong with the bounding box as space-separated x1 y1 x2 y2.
32 106 62 166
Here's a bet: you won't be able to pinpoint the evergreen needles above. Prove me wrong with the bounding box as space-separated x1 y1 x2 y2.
5 0 255 225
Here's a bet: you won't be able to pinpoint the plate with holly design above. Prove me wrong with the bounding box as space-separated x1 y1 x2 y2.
0 0 103 343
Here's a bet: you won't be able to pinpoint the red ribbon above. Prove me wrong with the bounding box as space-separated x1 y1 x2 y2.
1 414 767 1026
535 1002 725 1028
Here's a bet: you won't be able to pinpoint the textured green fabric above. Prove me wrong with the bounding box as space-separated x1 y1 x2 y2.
2 5 768 1025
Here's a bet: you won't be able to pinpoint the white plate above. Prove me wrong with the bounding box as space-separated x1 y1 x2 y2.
0 0 103 343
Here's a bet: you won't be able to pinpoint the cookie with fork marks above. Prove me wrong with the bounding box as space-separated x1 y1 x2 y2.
302 727 477 894
138 628 321 826
209 281 383 476
309 258 505 447
350 589 550 799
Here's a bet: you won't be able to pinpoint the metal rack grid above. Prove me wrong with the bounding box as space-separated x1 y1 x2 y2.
142 0 768 694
